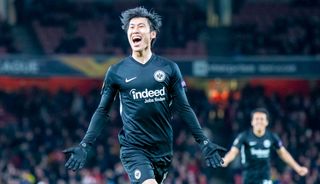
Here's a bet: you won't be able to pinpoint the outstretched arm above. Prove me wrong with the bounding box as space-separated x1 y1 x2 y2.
170 63 226 168
277 147 308 176
80 93 115 144
63 91 117 171
222 147 239 167
170 63 208 143
64 67 118 171
173 92 226 168
81 67 118 145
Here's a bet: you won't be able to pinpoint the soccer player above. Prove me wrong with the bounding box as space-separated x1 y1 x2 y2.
222 108 308 184
63 7 226 184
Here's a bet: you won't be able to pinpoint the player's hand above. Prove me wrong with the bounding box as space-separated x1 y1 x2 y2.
296 166 308 176
63 143 91 171
221 158 228 167
200 140 226 168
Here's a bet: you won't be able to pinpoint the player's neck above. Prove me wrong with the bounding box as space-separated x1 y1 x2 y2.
132 49 153 64
253 128 265 137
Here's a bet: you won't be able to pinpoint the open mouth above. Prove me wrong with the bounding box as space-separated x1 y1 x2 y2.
132 36 142 44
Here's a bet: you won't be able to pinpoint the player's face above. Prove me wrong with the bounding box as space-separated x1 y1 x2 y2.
251 112 268 131
127 17 156 52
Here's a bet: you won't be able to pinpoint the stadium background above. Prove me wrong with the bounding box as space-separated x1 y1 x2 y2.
0 0 319 183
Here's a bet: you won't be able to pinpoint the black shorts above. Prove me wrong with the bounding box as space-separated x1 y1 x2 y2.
243 175 272 184
243 170 272 184
120 147 172 184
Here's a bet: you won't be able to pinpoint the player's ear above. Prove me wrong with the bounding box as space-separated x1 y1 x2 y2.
151 31 156 39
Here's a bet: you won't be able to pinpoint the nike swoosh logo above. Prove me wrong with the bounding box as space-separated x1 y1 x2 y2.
125 77 137 83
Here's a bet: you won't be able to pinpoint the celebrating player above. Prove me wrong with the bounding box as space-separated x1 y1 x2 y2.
63 7 226 184
222 108 308 184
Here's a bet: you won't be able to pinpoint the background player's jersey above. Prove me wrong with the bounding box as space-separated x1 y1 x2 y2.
232 129 282 182
101 54 202 157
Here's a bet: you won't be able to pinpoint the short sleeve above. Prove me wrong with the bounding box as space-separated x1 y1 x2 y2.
272 132 283 150
233 132 245 149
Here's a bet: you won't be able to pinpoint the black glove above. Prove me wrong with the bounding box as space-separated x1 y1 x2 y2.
63 142 92 171
200 139 226 168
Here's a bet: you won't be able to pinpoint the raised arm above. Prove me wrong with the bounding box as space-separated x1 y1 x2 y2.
277 147 308 176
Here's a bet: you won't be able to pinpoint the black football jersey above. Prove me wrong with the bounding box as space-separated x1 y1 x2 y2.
233 129 282 181
101 54 205 157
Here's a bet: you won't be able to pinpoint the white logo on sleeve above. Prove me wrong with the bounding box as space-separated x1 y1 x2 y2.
233 138 239 146
154 70 166 82
125 77 137 83
134 169 141 180
181 80 186 88
203 140 208 145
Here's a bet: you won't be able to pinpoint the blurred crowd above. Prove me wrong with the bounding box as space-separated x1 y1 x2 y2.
1 0 319 55
0 83 319 184
9 0 207 55
232 1 320 56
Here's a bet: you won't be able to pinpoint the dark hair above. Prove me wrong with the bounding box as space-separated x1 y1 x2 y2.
251 108 270 121
120 7 162 33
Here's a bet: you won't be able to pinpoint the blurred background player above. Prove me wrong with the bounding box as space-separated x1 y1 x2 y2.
222 108 308 184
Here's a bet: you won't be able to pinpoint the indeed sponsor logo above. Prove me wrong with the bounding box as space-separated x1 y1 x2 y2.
130 87 166 100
